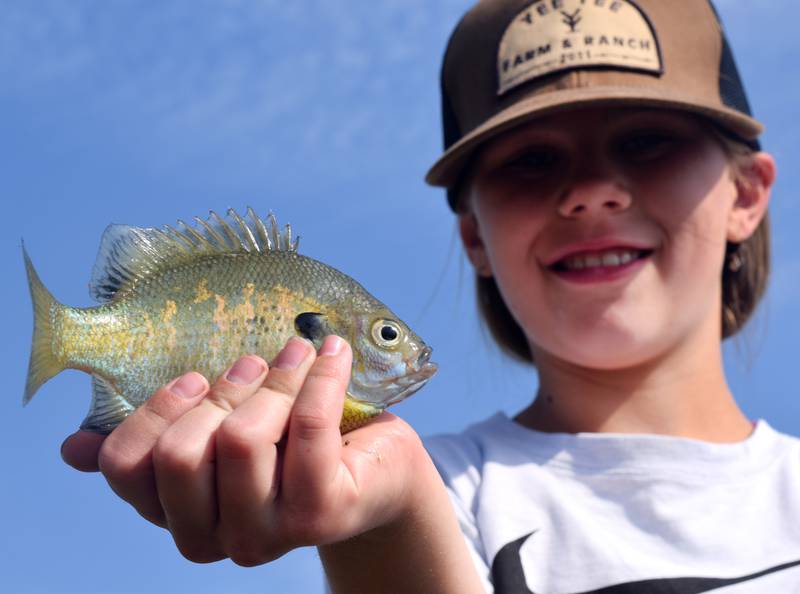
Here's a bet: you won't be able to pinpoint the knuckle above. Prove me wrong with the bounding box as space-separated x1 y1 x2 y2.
226 538 268 567
290 407 333 441
232 545 285 566
220 526 285 566
152 430 205 476
308 360 347 386
230 552 263 567
217 414 264 460
137 508 167 528
141 389 184 428
205 392 236 415
263 373 301 399
209 362 269 411
97 437 140 482
175 540 225 564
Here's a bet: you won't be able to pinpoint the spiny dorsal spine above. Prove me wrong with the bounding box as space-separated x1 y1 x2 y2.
89 208 299 303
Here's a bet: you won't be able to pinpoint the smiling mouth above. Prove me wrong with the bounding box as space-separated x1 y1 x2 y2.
551 248 653 272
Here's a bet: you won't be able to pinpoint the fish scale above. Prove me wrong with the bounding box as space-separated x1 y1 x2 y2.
24 209 437 434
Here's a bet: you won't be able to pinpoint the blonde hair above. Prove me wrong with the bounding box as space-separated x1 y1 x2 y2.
461 130 770 364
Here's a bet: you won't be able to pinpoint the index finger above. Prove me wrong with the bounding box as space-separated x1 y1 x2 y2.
282 336 352 512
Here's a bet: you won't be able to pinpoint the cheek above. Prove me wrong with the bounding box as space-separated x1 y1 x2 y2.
641 148 736 273
657 177 735 260
474 198 550 273
640 141 735 229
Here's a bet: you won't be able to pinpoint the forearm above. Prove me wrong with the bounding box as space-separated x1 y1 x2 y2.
319 454 484 594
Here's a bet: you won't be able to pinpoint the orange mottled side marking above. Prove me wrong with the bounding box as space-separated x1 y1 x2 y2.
240 283 256 320
208 294 227 359
213 294 228 332
161 299 177 323
128 312 156 362
193 278 213 304
160 299 178 350
58 307 149 370
207 283 261 359
211 284 256 332
252 285 332 333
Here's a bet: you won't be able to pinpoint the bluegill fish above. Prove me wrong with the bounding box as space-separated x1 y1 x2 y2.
24 208 436 433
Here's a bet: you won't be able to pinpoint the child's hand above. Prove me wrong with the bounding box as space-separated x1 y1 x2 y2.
62 336 419 560
61 336 483 592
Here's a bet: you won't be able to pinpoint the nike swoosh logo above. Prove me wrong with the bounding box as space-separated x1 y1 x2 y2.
491 532 800 593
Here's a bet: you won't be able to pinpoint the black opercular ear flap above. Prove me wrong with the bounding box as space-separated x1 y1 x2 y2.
294 312 331 348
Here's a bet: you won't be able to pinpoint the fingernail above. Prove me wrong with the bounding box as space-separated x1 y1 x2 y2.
318 335 344 357
226 356 265 385
170 372 207 398
273 337 311 370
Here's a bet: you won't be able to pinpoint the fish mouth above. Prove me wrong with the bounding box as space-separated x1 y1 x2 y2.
417 345 433 366
385 358 438 406
348 346 438 408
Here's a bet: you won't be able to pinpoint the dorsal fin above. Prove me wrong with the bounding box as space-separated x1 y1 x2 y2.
89 208 299 303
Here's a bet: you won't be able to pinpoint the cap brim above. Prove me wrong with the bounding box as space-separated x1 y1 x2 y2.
425 86 764 188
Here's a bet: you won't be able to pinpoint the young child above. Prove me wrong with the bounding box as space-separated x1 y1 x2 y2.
61 0 800 591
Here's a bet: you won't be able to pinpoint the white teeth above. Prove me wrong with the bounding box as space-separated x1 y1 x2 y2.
562 249 641 271
602 253 620 266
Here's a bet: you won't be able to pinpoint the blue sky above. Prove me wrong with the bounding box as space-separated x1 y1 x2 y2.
2 1 799 592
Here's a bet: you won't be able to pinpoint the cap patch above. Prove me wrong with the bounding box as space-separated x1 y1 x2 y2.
497 0 662 95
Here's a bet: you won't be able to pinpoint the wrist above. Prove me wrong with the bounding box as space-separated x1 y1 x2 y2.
320 441 482 594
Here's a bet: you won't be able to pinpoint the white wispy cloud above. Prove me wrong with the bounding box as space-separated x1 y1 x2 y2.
3 0 794 198
0 0 466 175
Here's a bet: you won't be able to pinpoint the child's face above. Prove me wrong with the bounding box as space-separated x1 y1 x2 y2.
459 107 767 370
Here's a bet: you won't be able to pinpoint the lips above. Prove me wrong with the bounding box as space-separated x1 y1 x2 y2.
544 239 655 284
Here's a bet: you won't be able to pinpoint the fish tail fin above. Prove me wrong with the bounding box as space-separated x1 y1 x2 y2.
23 244 66 405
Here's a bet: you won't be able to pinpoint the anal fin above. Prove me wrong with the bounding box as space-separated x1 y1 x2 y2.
80 376 135 434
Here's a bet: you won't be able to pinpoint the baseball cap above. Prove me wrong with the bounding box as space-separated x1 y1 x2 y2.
426 0 763 209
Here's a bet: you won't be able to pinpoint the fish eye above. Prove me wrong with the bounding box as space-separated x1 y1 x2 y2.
372 319 402 347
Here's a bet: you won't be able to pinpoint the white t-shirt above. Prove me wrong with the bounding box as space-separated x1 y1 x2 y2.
426 414 800 593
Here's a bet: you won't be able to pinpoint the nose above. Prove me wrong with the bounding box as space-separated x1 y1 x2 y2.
557 178 632 219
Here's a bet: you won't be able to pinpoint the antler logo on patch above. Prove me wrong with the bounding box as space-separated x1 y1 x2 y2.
497 0 662 95
561 9 581 33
